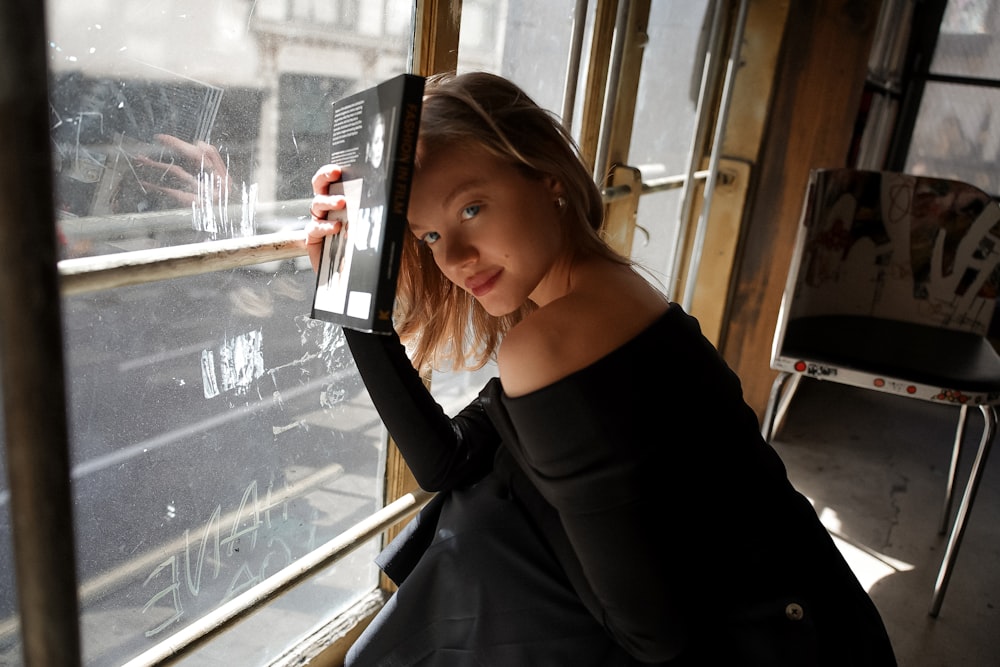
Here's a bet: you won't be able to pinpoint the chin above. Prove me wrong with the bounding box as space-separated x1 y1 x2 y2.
478 298 520 318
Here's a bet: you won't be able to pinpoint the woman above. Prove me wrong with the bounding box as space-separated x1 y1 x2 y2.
306 71 896 666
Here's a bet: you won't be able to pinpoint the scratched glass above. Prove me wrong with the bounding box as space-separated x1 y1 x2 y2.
58 273 387 667
1 0 418 665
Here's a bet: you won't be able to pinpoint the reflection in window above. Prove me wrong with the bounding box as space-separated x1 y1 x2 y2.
50 71 261 230
277 75 353 202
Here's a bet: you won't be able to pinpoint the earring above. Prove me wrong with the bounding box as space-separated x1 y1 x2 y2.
556 196 567 210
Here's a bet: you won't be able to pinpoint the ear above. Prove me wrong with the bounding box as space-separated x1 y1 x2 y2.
543 174 565 199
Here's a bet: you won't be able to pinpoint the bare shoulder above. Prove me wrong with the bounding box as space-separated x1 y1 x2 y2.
498 264 669 397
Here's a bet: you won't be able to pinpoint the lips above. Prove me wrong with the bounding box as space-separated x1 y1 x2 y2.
465 269 502 298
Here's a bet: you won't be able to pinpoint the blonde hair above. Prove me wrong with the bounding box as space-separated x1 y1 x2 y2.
394 71 628 372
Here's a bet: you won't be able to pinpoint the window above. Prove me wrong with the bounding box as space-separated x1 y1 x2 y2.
904 0 1000 195
627 1 714 293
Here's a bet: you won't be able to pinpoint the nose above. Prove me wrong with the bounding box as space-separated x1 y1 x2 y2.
437 232 478 271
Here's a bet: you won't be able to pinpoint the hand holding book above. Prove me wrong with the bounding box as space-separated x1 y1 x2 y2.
307 164 347 274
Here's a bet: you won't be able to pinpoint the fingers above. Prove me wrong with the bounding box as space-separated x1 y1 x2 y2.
134 154 200 191
309 163 347 220
194 140 230 176
305 164 346 274
306 215 343 240
309 193 347 221
154 134 226 175
136 136 233 204
304 216 344 274
140 180 198 206
154 133 199 157
311 164 343 195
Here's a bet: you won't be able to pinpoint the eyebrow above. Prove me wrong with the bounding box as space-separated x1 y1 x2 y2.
442 177 488 210
409 176 488 234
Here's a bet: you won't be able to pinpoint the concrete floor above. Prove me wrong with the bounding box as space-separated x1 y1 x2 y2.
769 378 1000 667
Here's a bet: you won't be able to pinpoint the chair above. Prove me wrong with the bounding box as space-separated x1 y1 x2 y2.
761 168 1000 618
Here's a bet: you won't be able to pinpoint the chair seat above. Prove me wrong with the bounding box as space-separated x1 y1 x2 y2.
781 315 1000 395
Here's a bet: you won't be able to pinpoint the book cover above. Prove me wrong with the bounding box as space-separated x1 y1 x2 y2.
310 73 424 334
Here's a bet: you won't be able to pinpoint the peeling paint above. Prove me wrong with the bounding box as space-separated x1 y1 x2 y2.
201 349 219 398
201 329 264 398
219 329 264 395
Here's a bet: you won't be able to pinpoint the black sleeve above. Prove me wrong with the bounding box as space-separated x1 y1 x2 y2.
343 327 500 491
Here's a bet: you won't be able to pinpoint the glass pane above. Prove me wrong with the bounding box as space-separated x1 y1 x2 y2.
632 188 685 292
629 1 712 294
909 0 1000 196
32 0 415 664
904 82 1000 196
457 0 576 124
930 0 1000 79
61 269 383 666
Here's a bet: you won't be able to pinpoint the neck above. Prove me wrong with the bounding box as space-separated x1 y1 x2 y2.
529 251 593 307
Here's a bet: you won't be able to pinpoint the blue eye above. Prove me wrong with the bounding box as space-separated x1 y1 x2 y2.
461 204 480 220
421 231 441 245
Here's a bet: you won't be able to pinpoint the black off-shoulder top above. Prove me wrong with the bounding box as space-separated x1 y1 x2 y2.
344 303 897 665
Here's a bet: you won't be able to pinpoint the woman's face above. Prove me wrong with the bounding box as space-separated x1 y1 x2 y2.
407 143 566 316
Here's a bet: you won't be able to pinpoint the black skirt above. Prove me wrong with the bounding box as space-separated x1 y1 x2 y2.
345 474 644 667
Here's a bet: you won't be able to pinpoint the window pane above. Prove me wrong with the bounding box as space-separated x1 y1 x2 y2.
907 1 1000 196
26 0 416 664
628 1 712 293
931 0 1000 79
457 0 575 120
430 363 499 414
904 82 1000 196
60 269 384 666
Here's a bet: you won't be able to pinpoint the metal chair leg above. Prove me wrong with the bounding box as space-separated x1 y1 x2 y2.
929 404 996 617
761 371 799 442
940 403 971 535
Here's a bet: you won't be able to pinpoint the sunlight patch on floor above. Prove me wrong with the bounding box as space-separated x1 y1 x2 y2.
814 501 915 592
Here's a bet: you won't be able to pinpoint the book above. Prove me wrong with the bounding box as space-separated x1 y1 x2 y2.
310 73 424 334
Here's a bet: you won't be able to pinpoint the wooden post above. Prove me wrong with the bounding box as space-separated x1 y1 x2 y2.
0 1 83 664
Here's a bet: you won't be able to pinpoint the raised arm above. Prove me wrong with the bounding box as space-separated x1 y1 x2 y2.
343 328 500 491
307 163 500 491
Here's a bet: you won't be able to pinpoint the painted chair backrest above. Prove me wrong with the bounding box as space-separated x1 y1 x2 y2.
782 169 1000 337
